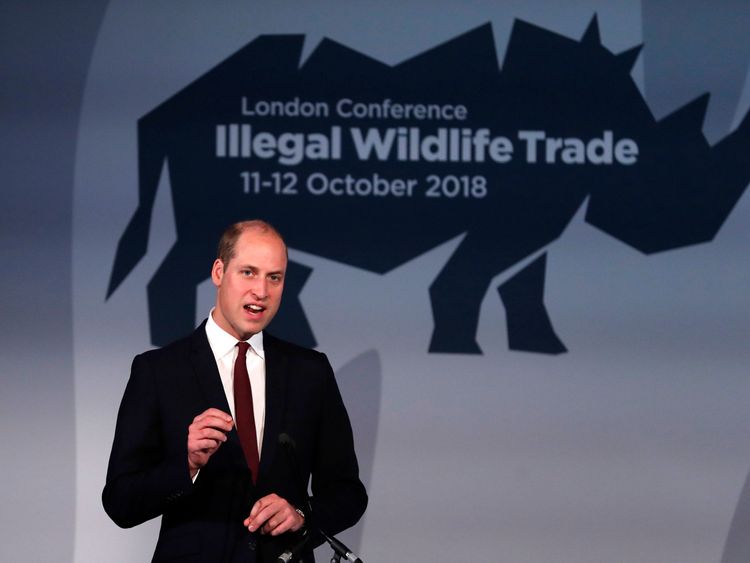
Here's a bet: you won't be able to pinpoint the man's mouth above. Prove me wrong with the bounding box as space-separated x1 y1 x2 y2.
244 304 266 314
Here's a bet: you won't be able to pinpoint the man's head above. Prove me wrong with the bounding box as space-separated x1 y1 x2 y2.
211 220 288 340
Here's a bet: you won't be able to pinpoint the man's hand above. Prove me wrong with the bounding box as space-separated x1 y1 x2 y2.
244 493 305 536
187 408 233 477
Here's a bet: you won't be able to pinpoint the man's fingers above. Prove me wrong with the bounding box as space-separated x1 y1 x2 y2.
244 494 302 535
247 498 266 520
186 409 233 473
189 438 222 451
188 426 230 453
191 414 233 433
191 427 228 443
245 497 276 530
192 409 233 428
264 515 294 536
195 407 232 421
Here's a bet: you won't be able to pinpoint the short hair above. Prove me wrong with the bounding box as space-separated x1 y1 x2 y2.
216 220 287 266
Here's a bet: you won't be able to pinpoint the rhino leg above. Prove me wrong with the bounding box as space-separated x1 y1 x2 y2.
107 205 151 299
266 260 316 347
147 240 214 346
497 253 567 354
428 234 491 354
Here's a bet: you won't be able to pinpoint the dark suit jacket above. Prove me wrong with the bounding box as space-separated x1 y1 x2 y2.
102 321 367 562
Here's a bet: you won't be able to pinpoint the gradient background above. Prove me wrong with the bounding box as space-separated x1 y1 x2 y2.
2 1 750 562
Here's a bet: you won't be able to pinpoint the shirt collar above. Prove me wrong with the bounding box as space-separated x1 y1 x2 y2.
205 308 265 360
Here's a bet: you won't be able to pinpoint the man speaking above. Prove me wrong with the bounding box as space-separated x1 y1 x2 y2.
103 220 367 562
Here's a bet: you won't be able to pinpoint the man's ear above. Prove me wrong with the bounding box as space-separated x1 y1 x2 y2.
211 259 224 287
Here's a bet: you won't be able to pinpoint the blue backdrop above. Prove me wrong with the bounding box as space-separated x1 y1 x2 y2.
2 2 750 562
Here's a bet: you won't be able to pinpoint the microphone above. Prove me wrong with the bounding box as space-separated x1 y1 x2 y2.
277 433 312 563
276 530 311 563
278 432 365 563
319 530 363 563
278 432 295 448
278 433 313 516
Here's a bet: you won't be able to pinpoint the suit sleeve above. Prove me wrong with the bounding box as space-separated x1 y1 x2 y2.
102 353 194 528
308 355 368 536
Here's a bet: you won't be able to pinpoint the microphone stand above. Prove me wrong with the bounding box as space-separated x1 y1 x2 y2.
319 528 362 563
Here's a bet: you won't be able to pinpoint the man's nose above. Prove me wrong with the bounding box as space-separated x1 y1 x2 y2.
250 278 268 299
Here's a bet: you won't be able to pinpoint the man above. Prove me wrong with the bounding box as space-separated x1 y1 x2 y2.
103 220 367 562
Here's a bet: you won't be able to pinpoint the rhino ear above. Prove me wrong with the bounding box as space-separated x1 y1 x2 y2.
615 44 643 72
581 14 601 46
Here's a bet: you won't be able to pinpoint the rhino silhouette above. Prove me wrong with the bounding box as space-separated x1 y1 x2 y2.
106 16 750 354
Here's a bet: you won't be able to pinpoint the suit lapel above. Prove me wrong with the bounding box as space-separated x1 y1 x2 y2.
188 321 249 471
189 321 233 414
259 332 288 478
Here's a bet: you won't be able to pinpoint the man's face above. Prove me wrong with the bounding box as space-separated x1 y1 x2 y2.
211 229 287 340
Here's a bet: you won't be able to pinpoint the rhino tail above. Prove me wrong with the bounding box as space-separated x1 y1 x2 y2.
106 114 167 299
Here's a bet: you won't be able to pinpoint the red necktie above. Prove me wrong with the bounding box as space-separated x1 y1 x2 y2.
234 341 260 483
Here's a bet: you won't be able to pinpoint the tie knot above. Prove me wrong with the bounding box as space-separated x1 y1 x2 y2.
237 341 250 357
